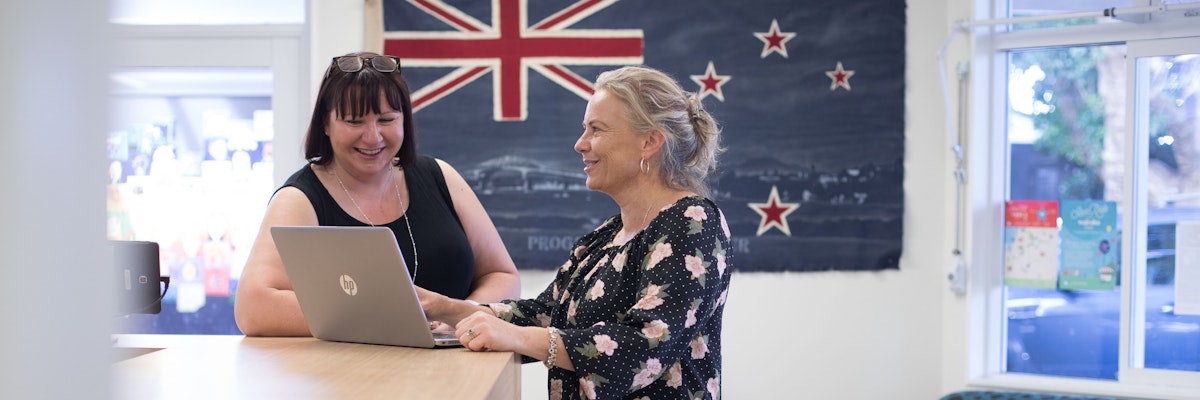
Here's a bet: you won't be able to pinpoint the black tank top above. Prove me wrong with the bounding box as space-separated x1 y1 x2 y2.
279 155 475 299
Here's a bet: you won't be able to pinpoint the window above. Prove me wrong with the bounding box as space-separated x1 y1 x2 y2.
108 68 275 334
969 0 1200 397
1125 39 1200 377
107 2 308 334
1004 44 1128 380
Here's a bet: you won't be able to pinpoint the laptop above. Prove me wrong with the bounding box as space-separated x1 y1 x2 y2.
270 225 460 348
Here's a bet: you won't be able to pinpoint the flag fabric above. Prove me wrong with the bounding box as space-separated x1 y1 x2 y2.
368 0 905 272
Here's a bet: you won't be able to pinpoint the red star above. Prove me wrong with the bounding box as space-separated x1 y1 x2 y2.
690 61 731 102
753 19 795 59
825 61 855 91
748 186 800 236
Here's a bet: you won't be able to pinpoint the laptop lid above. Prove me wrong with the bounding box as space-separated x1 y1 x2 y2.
270 226 459 348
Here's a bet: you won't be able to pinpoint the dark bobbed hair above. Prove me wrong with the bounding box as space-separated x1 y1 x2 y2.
304 51 417 167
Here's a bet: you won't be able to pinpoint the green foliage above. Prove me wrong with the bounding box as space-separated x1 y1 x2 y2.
1011 46 1197 202
1011 46 1109 200
1144 57 1196 172
1059 167 1103 199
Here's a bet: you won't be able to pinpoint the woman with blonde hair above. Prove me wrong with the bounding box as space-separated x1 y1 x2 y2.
420 65 732 399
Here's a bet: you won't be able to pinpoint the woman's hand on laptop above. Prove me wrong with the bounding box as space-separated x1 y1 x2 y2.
415 286 483 326
429 321 454 333
454 316 575 371
415 286 449 321
454 311 515 353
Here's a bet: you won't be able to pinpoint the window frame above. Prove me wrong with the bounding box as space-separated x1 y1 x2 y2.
966 2 1200 398
1121 35 1200 388
113 23 309 187
110 23 309 334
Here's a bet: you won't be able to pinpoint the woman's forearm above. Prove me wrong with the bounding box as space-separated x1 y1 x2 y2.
235 287 310 337
467 270 522 302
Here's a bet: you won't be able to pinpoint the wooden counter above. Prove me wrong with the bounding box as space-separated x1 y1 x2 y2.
111 334 520 400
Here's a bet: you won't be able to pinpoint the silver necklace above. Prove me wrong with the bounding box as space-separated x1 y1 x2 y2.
331 164 420 282
616 195 664 245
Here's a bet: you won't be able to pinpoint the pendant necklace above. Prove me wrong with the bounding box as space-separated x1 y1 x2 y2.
332 164 420 282
616 193 665 245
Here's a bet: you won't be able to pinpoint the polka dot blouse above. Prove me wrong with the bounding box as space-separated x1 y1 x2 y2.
493 196 733 400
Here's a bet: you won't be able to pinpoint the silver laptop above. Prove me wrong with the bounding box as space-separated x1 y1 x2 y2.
270 226 460 348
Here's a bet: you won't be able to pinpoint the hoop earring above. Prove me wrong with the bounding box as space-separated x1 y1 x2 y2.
639 158 650 174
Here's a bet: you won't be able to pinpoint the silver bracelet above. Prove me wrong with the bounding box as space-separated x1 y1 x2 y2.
543 327 559 369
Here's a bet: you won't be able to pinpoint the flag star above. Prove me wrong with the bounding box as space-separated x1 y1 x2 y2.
825 61 855 91
753 19 796 59
690 61 731 102
748 186 800 236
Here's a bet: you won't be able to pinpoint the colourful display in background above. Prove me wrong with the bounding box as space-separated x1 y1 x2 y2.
107 102 274 334
1059 200 1119 291
1004 200 1060 289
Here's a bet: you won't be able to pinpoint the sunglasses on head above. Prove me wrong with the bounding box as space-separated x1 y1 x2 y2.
331 55 401 73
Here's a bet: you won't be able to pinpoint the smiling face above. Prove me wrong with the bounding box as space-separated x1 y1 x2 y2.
575 89 648 197
326 91 405 175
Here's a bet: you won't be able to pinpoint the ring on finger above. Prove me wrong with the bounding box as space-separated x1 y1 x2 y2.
467 328 476 338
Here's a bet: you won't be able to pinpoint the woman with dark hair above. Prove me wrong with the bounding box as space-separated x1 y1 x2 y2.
234 52 520 336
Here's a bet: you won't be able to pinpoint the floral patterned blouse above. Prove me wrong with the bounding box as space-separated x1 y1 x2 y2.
492 196 733 400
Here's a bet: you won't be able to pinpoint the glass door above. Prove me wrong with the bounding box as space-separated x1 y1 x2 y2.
109 19 306 334
108 67 276 334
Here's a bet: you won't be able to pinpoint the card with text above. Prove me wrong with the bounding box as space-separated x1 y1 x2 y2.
1004 200 1060 289
1058 200 1118 291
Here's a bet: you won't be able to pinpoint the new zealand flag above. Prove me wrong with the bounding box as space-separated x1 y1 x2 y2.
369 0 905 272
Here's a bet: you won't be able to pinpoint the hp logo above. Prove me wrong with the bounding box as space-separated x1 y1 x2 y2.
339 274 357 296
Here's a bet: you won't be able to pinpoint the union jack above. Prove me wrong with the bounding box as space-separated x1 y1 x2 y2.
382 0 644 121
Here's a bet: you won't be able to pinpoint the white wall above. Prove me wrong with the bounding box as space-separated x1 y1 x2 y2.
0 2 112 400
308 0 366 103
311 0 969 398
